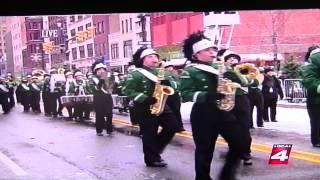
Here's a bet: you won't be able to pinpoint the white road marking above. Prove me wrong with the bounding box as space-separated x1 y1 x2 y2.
0 151 27 176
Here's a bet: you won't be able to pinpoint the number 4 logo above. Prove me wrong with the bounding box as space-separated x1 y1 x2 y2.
269 144 292 165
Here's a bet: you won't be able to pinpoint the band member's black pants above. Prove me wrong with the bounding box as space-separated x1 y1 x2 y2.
42 91 50 115
166 92 184 131
249 89 264 127
233 95 252 159
191 103 245 180
129 101 139 125
307 105 320 146
0 93 10 113
74 103 86 120
84 104 92 119
31 91 41 112
263 95 278 122
8 89 15 108
66 106 73 119
135 103 178 165
49 92 63 116
94 94 113 134
20 92 32 112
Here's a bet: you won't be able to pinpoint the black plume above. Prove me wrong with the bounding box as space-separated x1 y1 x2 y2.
182 31 210 60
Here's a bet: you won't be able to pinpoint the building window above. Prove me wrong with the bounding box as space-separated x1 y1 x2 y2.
111 43 119 59
79 45 85 58
224 11 236 14
102 42 106 55
129 18 132 31
101 21 104 33
77 26 83 32
121 21 124 34
204 12 210 16
96 23 100 34
71 29 76 37
85 23 92 29
78 15 83 21
87 44 93 57
123 40 132 58
72 48 77 60
31 32 40 40
125 19 128 32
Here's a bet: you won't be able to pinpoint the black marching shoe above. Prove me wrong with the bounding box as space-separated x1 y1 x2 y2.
146 161 167 167
313 143 320 148
257 124 264 127
96 132 103 136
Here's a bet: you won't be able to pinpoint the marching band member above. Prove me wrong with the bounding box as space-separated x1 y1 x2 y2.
16 75 32 112
217 49 256 166
163 61 185 132
84 72 94 120
49 68 65 118
89 60 114 136
71 70 90 122
122 47 178 167
301 47 320 147
64 70 75 121
42 73 51 116
6 72 16 109
0 76 10 114
29 75 42 113
179 31 245 180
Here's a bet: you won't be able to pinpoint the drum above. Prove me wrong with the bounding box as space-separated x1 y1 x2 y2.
60 96 75 106
74 95 94 104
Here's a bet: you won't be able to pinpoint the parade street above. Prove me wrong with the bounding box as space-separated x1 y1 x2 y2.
0 104 319 180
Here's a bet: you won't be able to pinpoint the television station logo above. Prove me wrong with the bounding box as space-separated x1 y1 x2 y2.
269 144 292 165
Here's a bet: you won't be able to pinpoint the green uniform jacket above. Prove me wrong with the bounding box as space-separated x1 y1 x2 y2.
179 63 219 103
69 80 90 95
121 67 176 103
301 56 320 106
88 75 112 96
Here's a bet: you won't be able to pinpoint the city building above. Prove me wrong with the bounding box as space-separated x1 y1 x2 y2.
24 16 45 73
228 9 320 63
46 16 68 69
108 13 151 73
93 14 110 68
5 16 27 76
150 12 203 59
66 14 95 73
0 17 7 75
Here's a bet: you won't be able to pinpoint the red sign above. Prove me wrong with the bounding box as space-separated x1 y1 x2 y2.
269 144 292 165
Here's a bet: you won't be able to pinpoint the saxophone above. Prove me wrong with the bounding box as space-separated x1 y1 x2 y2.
150 62 175 116
216 62 240 111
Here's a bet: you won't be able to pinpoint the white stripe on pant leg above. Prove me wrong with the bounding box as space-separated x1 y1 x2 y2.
0 152 27 176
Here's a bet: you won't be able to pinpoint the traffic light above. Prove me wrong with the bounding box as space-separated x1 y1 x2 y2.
76 31 85 43
42 41 54 54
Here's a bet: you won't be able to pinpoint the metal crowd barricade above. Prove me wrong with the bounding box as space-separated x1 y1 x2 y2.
112 94 130 113
283 79 307 103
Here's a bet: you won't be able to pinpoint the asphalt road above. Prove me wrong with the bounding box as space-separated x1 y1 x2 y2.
0 106 319 180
